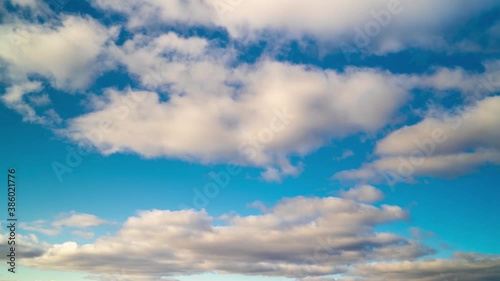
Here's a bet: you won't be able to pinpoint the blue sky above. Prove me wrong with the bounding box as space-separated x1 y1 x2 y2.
0 0 499 281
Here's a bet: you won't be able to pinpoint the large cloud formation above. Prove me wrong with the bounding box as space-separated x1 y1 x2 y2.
91 0 498 54
334 95 500 184
63 54 411 180
22 196 500 281
24 196 422 280
1 2 499 181
58 30 499 181
1 2 499 280
0 15 116 90
0 14 116 125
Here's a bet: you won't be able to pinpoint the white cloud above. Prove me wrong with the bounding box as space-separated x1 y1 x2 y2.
9 0 64 16
0 81 53 125
0 14 118 127
71 230 95 239
20 197 500 281
0 3 497 281
52 212 110 228
62 53 410 179
2 81 41 105
19 220 61 236
340 185 384 203
92 0 214 28
334 95 500 183
0 15 116 90
0 6 497 180
91 0 498 54
10 0 38 9
56 32 416 180
261 167 284 182
412 60 500 100
377 97 500 156
61 31 500 180
24 196 433 280
353 252 500 281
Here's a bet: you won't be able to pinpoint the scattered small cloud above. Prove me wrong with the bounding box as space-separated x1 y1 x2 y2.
340 185 384 203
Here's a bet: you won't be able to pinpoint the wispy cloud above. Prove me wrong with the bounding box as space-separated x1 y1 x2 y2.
20 211 110 237
334 95 500 184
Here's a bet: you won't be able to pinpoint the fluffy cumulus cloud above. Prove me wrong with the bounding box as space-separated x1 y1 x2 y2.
62 57 411 180
62 35 499 180
340 185 384 203
0 12 116 129
2 2 500 281
334 95 500 184
0 15 116 90
24 196 436 281
1 81 62 126
21 196 500 280
1 1 498 180
410 60 500 101
91 0 498 54
1 81 45 123
50 29 419 180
